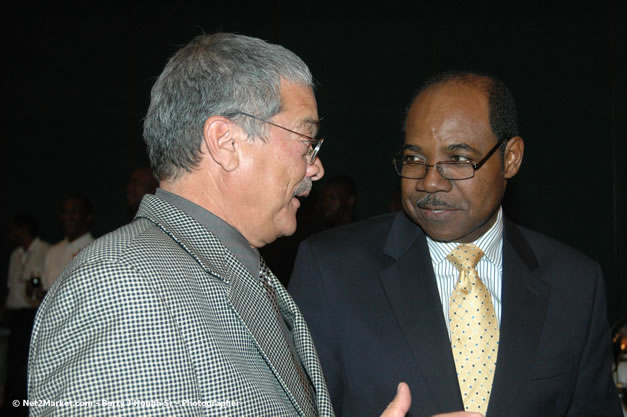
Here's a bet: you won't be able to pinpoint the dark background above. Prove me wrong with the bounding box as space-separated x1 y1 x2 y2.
2 1 625 323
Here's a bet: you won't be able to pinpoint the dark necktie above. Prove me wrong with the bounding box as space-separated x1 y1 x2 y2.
260 259 316 414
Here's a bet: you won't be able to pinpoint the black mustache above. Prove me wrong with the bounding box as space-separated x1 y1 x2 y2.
415 195 457 210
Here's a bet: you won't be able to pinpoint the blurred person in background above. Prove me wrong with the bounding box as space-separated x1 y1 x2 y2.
2 213 49 416
318 175 357 228
41 194 94 291
126 166 158 217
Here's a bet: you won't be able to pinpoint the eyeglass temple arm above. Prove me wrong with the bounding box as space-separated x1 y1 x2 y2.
472 137 509 170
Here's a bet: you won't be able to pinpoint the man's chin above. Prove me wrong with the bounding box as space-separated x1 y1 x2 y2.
277 217 299 239
413 218 461 243
280 224 298 239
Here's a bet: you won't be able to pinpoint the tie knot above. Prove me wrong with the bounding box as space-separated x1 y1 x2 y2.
447 243 484 271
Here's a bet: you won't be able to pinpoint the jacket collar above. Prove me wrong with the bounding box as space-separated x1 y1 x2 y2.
135 193 321 416
379 212 550 414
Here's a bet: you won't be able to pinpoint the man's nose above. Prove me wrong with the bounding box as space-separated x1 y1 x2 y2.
418 164 452 193
308 157 324 181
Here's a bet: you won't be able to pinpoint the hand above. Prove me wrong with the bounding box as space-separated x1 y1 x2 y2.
25 281 44 306
380 382 411 417
378 382 484 417
25 279 34 299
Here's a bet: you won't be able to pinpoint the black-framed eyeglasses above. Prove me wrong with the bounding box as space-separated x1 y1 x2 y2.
392 137 508 180
234 112 324 165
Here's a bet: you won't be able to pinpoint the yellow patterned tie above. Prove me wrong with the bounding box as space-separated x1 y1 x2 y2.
448 243 499 415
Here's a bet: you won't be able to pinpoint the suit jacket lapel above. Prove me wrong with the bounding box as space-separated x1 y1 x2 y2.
273 270 335 417
137 195 315 416
378 212 464 410
228 262 316 416
488 220 550 416
135 194 232 280
374 211 550 415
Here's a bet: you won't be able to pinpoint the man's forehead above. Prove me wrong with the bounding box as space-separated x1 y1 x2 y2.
412 82 488 116
277 81 319 126
406 84 492 144
279 80 317 107
402 141 480 152
297 118 320 134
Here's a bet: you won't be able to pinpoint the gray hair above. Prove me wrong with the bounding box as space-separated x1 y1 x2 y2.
143 33 313 181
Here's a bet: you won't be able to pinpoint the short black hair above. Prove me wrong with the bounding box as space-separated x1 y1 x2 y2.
11 212 39 237
324 175 357 197
406 70 519 143
65 193 94 216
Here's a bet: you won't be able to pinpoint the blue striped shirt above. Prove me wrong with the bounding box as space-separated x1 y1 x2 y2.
426 207 503 338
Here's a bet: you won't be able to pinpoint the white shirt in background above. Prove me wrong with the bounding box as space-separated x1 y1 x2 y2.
42 233 94 289
6 237 50 309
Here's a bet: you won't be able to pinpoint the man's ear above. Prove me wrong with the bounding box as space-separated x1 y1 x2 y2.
203 116 239 172
503 136 524 179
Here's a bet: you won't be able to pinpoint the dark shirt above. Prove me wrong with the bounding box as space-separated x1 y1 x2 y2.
155 188 306 376
156 188 260 278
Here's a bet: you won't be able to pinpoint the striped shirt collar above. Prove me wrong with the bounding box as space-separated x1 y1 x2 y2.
426 207 503 268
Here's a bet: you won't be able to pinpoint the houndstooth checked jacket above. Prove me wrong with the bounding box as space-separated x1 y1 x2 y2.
28 194 334 416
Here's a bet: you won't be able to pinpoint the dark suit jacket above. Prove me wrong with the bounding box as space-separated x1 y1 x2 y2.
289 211 621 417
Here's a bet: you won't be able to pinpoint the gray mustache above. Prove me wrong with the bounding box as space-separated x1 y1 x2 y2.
293 178 312 197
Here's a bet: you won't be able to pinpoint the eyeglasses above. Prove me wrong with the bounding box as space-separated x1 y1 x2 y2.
392 138 508 180
234 112 324 165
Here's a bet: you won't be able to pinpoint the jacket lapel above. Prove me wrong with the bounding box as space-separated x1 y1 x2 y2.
228 261 316 416
137 194 316 416
488 220 550 416
372 211 550 415
378 213 464 410
135 194 233 280
273 270 335 417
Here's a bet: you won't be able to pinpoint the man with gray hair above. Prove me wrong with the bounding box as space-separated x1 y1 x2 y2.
26 33 437 417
